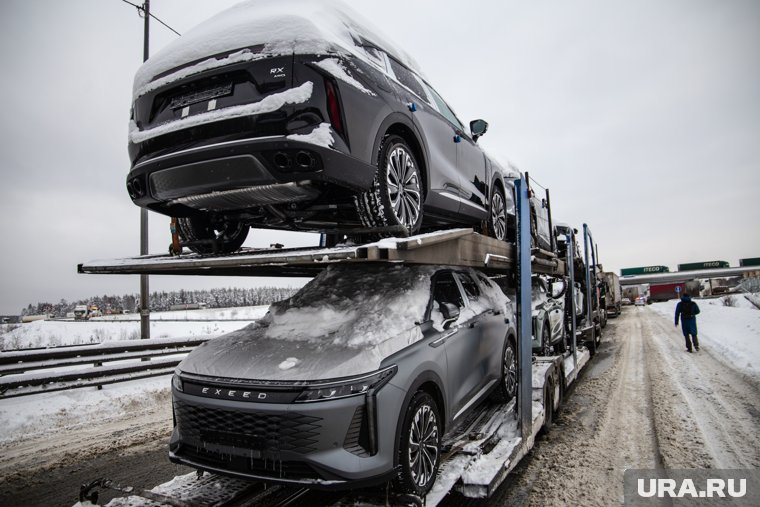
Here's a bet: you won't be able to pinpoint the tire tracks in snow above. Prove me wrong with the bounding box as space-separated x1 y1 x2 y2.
480 310 662 506
642 306 760 469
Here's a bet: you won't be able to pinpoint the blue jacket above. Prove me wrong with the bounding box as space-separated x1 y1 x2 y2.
675 295 700 335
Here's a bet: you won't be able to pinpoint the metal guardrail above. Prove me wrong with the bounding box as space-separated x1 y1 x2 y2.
0 336 211 398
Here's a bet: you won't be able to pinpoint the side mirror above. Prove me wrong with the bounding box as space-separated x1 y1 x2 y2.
550 279 567 299
470 119 488 141
439 302 460 329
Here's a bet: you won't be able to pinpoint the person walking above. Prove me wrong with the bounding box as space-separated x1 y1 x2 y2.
675 293 701 352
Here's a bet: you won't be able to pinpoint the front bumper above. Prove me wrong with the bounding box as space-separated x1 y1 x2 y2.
126 134 377 218
168 381 406 489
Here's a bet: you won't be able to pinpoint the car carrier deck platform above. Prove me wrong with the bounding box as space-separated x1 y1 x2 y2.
78 228 566 278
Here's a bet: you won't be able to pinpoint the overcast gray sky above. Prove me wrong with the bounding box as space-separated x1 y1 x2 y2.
0 0 758 314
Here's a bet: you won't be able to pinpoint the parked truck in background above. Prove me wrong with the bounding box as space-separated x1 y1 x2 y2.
603 272 622 317
623 286 641 302
73 305 89 320
649 280 701 302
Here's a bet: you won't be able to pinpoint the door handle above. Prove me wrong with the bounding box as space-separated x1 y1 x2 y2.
430 329 459 347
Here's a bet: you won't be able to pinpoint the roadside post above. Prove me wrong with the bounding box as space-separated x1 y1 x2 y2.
139 0 151 339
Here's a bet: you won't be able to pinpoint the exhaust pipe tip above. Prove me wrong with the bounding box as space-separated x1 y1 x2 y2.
296 151 314 169
273 152 291 169
131 178 144 197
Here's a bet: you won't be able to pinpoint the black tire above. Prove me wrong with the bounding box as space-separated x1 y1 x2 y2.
494 338 517 402
177 216 248 255
356 135 423 236
588 327 598 356
540 323 552 356
540 380 554 434
488 185 508 241
396 391 441 496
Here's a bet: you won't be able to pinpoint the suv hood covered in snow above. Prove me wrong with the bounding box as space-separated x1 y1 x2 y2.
178 264 436 381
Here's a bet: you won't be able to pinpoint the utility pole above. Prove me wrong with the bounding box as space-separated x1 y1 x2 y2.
140 0 150 339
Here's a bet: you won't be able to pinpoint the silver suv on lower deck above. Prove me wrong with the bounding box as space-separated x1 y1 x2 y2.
169 263 517 495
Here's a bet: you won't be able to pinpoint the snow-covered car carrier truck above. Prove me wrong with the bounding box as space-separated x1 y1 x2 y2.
79 175 601 506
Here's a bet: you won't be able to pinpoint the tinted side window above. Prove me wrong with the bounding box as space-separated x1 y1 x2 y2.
361 45 387 71
424 85 465 131
457 272 481 302
431 272 464 310
388 58 427 100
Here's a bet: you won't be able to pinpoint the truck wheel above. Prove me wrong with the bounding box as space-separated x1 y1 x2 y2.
357 135 423 236
177 216 248 255
488 186 508 241
540 379 554 434
397 391 441 496
494 338 517 402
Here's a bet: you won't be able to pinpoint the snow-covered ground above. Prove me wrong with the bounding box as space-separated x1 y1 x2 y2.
0 376 170 446
3 297 759 505
0 305 269 350
0 306 271 445
649 295 760 377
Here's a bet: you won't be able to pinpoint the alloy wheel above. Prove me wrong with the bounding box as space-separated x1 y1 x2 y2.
490 191 507 240
408 403 439 488
503 342 517 398
386 146 422 230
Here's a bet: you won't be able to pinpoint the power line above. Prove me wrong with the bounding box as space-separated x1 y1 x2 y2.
120 0 181 36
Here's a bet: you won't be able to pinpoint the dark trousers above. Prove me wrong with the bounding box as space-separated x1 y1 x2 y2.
684 333 699 351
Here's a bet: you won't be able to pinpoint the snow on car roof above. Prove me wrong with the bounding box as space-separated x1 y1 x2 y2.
133 0 421 99
178 263 439 380
262 263 436 348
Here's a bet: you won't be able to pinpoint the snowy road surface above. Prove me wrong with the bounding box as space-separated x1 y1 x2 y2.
457 305 760 506
1 305 758 506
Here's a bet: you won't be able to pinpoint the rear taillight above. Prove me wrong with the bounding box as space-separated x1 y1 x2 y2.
324 79 344 136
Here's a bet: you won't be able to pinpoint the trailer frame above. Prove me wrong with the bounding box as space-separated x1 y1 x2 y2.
77 177 592 506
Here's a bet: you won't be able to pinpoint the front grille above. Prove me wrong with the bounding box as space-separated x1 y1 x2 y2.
174 400 322 455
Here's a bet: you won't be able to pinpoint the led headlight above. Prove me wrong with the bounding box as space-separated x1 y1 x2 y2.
295 365 397 403
172 374 184 392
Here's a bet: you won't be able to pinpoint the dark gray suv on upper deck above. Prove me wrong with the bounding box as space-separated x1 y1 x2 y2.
169 263 517 495
126 1 513 252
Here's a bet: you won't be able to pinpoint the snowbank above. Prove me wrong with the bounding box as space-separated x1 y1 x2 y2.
650 299 760 377
0 306 269 350
0 376 170 445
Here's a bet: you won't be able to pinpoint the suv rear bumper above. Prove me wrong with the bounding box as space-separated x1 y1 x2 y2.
126 134 377 216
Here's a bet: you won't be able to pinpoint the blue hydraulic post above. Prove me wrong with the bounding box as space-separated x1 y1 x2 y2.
516 178 532 438
566 232 577 367
583 224 595 354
